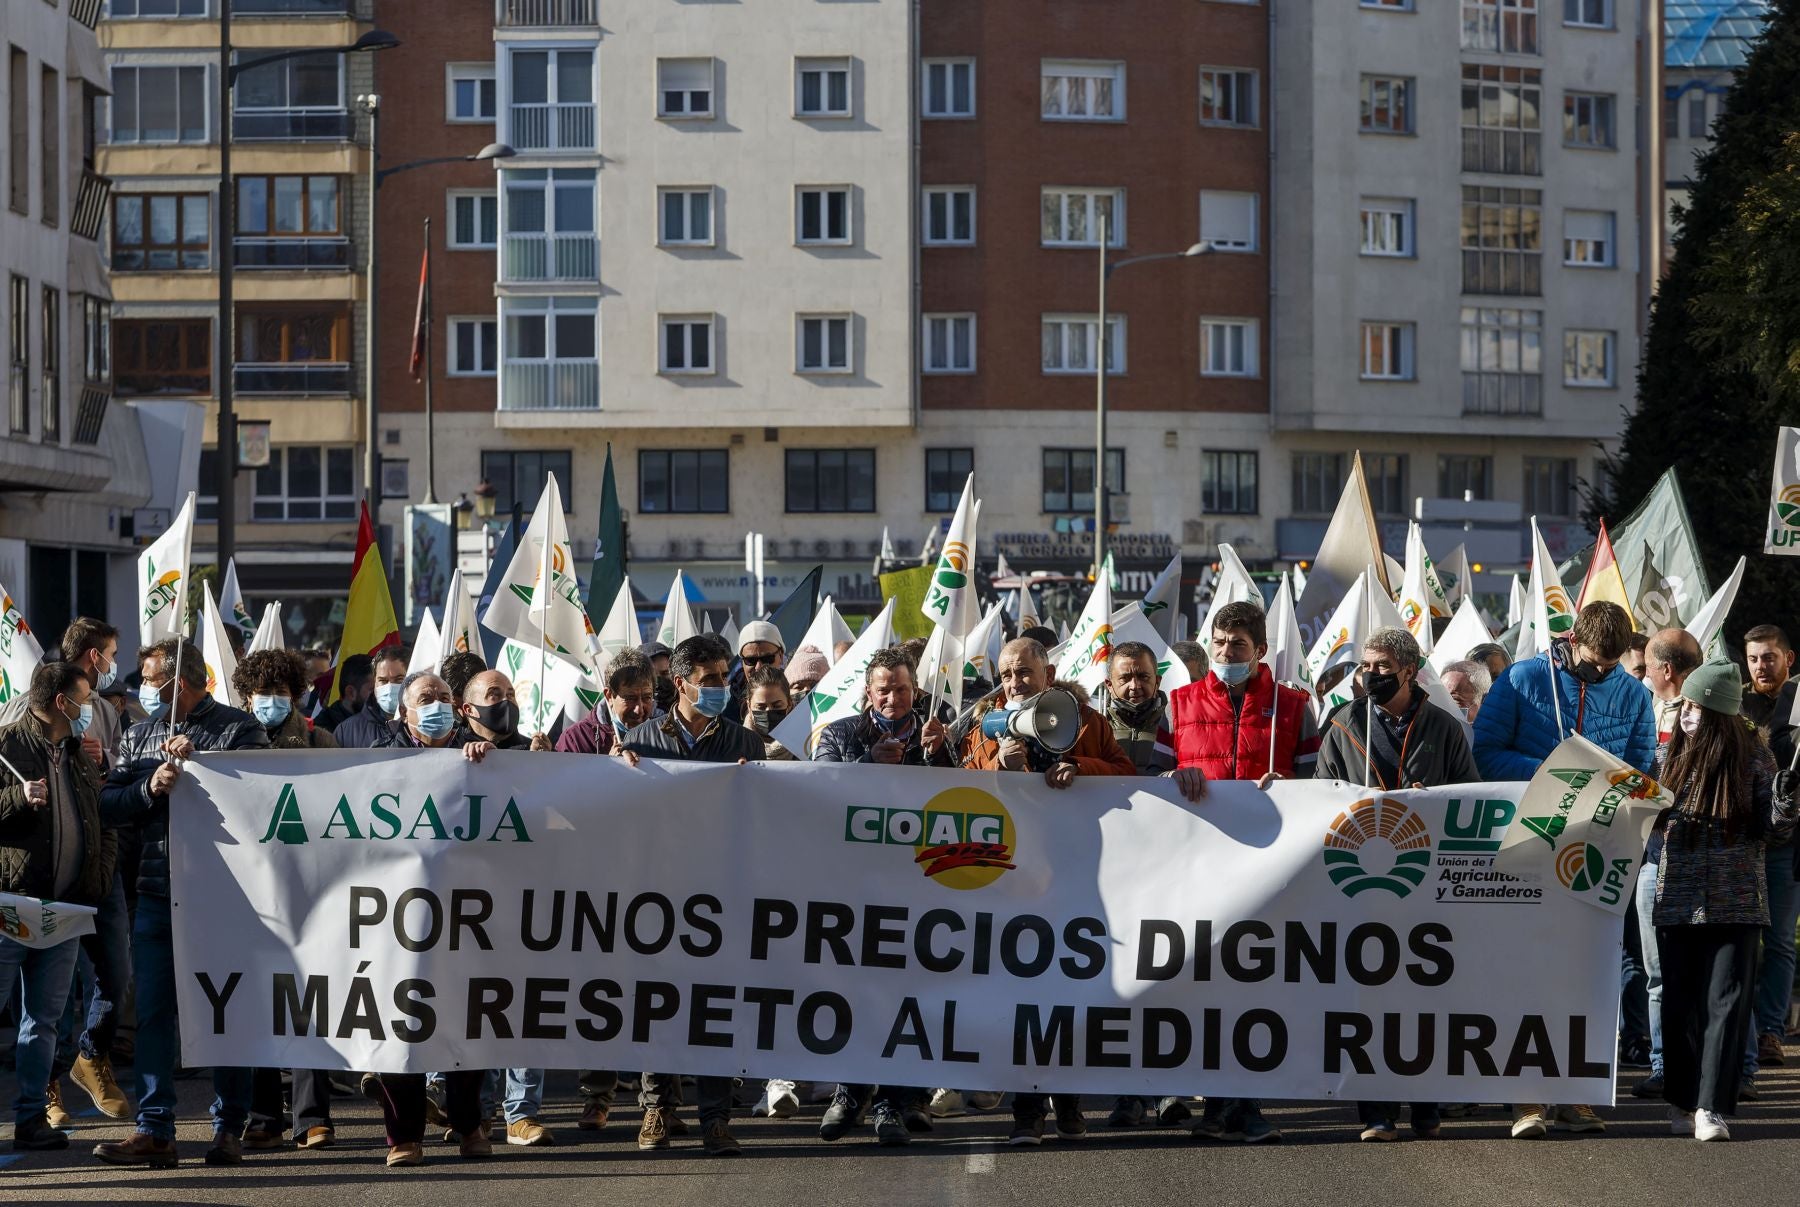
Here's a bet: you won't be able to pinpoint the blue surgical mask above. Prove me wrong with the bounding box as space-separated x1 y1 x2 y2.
691 684 731 718
138 681 168 719
374 682 405 715
870 709 911 734
252 694 292 728
414 701 456 739
67 700 94 736
94 656 116 693
1212 660 1253 687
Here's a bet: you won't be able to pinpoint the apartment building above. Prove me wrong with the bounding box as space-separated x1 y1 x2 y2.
3 0 154 637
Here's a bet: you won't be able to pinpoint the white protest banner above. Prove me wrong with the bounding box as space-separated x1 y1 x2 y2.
0 893 96 950
1767 426 1800 555
174 753 1651 1105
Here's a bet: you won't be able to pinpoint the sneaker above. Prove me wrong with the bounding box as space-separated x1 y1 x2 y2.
242 1127 283 1150
1106 1096 1146 1128
928 1088 966 1118
1739 1079 1761 1102
1695 1109 1730 1141
872 1104 911 1147
1510 1105 1548 1139
204 1132 243 1166
459 1125 494 1158
506 1117 554 1147
965 1091 1003 1112
1668 1107 1695 1136
637 1107 671 1150
1052 1097 1087 1140
1235 1105 1281 1144
758 1079 799 1119
903 1108 934 1134
12 1114 70 1151
818 1087 864 1142
1758 1032 1786 1067
1359 1119 1400 1142
701 1119 742 1157
1553 1103 1605 1134
386 1141 424 1167
93 1130 178 1167
1156 1096 1193 1127
1618 1039 1652 1069
296 1126 335 1150
45 1080 73 1131
577 1099 609 1131
1633 1074 1666 1100
1191 1102 1233 1141
1007 1114 1044 1147
71 1054 131 1119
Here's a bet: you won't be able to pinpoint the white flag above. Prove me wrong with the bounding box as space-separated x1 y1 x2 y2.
1364 563 1472 738
1507 575 1526 631
917 624 964 719
793 596 855 667
1291 562 1308 599
1057 557 1116 691
1294 453 1387 641
198 582 240 709
922 474 980 637
719 613 740 652
1107 602 1191 694
655 571 701 650
1398 522 1438 657
1440 542 1473 608
0 582 44 707
1264 571 1311 691
480 477 596 675
592 576 640 686
1139 551 1183 644
437 569 480 671
1304 570 1372 715
249 603 284 654
497 638 575 739
408 611 442 677
1517 518 1576 663
874 526 897 578
218 558 256 645
138 492 195 645
962 603 1007 684
1684 555 1745 656
1430 597 1497 675
1764 426 1800 556
1199 543 1263 646
769 598 897 757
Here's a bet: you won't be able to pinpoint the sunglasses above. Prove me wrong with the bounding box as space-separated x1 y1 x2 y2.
740 654 779 667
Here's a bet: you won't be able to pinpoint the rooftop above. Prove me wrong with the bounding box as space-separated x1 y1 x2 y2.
1665 0 1771 69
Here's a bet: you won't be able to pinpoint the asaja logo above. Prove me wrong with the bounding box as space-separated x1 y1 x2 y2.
1776 483 1800 531
1322 797 1434 898
259 781 532 845
844 785 1016 890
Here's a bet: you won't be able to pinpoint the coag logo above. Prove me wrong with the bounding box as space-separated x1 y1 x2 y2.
141 564 181 627
1777 483 1800 531
1399 598 1423 629
1322 797 1433 898
0 902 31 941
844 785 1016 890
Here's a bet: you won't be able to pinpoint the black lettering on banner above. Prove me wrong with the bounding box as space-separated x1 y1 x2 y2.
337 962 386 1040
349 886 386 949
681 896 724 958
1059 917 1106 979
689 984 736 1048
576 979 623 1042
861 904 909 970
522 978 570 1041
273 973 328 1037
451 890 494 951
1406 923 1454 986
1013 1004 1074 1067
1222 920 1275 982
1502 1014 1557 1078
1324 1012 1373 1075
467 978 514 1040
1192 920 1213 981
1344 922 1400 986
1085 1006 1132 1069
1569 1015 1610 1079
572 892 616 953
1384 1012 1435 1076
1144 1007 1192 1069
743 986 795 1050
632 981 680 1043
625 894 675 956
1000 914 1055 978
392 979 436 1042
943 1000 980 1063
805 902 855 966
882 997 932 1059
393 888 444 954
971 912 994 976
915 908 966 973
1136 920 1184 981
1201 1007 1222 1070
1233 1008 1287 1072
797 991 851 1055
750 898 798 960
1447 1013 1500 1077
1285 920 1337 984
196 971 241 1035
521 890 565 952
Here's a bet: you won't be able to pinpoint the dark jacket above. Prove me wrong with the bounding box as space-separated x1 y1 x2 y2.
372 718 474 749
623 710 764 764
955 689 1136 778
1317 692 1480 789
1655 737 1794 926
813 709 952 766
1101 691 1178 776
263 709 339 751
0 712 116 905
554 712 618 755
100 697 269 900
331 698 392 749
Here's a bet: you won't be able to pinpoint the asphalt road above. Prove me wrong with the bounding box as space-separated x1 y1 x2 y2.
7 1061 1800 1206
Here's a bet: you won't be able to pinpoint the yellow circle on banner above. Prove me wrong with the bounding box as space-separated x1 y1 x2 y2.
914 785 1016 891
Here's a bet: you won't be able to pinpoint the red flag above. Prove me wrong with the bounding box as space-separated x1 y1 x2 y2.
1578 517 1635 625
408 242 429 379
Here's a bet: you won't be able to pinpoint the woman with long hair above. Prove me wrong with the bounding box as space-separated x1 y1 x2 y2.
1654 661 1797 1141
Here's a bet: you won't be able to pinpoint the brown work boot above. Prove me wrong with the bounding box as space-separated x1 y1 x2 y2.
385 1141 424 1167
296 1126 335 1149
71 1054 131 1119
242 1126 284 1150
505 1117 554 1146
637 1106 671 1150
666 1110 689 1136
93 1131 178 1167
577 1099 609 1131
701 1118 742 1156
1759 1032 1786 1067
458 1124 493 1159
204 1132 243 1166
45 1079 73 1130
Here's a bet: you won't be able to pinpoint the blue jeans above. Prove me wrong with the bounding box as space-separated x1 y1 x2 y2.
131 896 251 1139
0 933 81 1121
51 871 131 1074
1636 858 1663 1075
504 1068 544 1123
1755 845 1799 1038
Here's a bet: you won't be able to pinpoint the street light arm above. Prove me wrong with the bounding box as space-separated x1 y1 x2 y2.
376 144 515 186
1106 243 1215 277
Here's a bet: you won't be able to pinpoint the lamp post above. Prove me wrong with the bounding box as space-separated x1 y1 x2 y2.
214 27 397 568
1092 220 1213 578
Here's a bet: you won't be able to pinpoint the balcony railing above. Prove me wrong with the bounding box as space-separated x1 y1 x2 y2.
234 236 352 270
496 0 597 26
71 170 111 242
233 0 352 13
70 0 103 30
502 233 597 281
232 110 353 142
500 360 598 411
508 102 595 152
72 386 109 446
234 361 351 396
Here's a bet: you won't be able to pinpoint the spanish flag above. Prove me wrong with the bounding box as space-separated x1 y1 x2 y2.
328 502 402 703
1578 518 1635 628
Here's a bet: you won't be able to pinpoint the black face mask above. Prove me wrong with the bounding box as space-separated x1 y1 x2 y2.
1112 694 1161 728
654 675 677 712
1358 669 1403 706
470 700 519 738
1569 656 1611 686
750 706 787 735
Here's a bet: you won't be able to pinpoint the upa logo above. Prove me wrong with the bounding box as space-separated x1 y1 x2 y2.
844 785 1016 890
1555 840 1633 906
924 540 971 619
1543 584 1576 636
1322 797 1434 898
1441 797 1517 853
1775 482 1800 537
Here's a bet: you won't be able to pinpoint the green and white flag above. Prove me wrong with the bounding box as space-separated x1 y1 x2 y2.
138 492 194 646
921 474 979 638
1304 570 1373 715
1430 597 1495 675
962 603 1006 683
438 568 480 668
769 599 897 757
198 582 240 709
916 623 964 718
1559 469 1712 632
408 611 442 677
656 571 701 650
1518 518 1576 663
249 603 285 654
0 581 43 707
1764 426 1800 556
1199 543 1262 645
1102 601 1191 694
218 558 256 645
1398 522 1438 657
480 476 596 676
1139 551 1183 644
1684 555 1744 657
1054 555 1115 687
1265 571 1310 691
793 596 855 665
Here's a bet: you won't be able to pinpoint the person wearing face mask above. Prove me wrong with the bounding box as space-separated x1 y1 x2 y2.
0 619 123 773
331 647 410 749
554 649 654 758
784 644 831 701
457 670 529 755
1439 660 1491 724
741 665 797 760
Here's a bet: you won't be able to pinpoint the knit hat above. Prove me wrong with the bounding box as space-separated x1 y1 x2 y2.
737 620 785 653
786 644 830 686
1681 659 1743 716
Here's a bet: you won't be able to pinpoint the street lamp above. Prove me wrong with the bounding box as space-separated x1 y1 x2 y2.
213 21 398 568
1092 221 1213 578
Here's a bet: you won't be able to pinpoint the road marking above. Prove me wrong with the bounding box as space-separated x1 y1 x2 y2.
966 1149 995 1173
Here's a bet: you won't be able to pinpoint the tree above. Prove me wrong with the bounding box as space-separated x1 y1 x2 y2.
1596 0 1800 636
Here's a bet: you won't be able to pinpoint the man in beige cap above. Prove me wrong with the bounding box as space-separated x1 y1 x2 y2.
731 621 786 720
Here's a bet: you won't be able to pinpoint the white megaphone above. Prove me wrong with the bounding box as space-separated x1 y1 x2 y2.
979 687 1082 756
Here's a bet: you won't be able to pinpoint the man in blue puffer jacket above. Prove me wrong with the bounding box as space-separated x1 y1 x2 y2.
1473 600 1656 1142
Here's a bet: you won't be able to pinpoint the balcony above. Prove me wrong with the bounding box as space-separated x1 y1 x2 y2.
72 171 110 242
502 233 596 282
233 0 352 12
70 0 102 29
508 103 595 153
496 0 597 26
233 110 353 142
500 361 598 411
234 361 351 396
234 236 352 270
72 387 109 446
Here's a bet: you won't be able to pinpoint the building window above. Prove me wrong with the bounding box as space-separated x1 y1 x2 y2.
659 314 714 375
657 58 714 119
39 66 58 229
503 295 596 365
1041 61 1124 121
482 449 574 515
1523 456 1577 517
509 48 594 152
658 186 713 247
234 308 351 394
1201 450 1258 514
111 193 209 270
1564 329 1615 387
448 191 498 250
796 186 852 246
232 51 347 141
7 275 26 433
113 318 210 395
109 0 206 14
1462 0 1539 53
252 446 356 522
1360 75 1414 134
1360 197 1414 257
795 57 851 117
1364 453 1409 515
81 296 110 386
923 186 974 246
449 317 497 377
1460 64 1543 175
638 449 728 515
1562 209 1614 266
1461 185 1543 296
797 314 852 374
1564 91 1616 149
1042 448 1125 514
1662 94 1679 140
1042 315 1125 375
1688 92 1708 139
1041 187 1123 247
922 58 975 118
1291 452 1345 514
925 448 973 511
39 287 58 440
447 63 496 123
1437 455 1493 500
234 175 345 268
1199 68 1257 127
1460 306 1543 415
501 168 596 281
109 65 207 144
923 313 975 375
196 446 219 523
8 48 25 216
1199 190 1258 252
1564 0 1611 25
1201 318 1258 377
1362 0 1415 8
786 449 876 514
1360 321 1415 380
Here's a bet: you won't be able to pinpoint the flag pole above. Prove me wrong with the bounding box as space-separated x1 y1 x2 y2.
421 216 437 504
1364 693 1373 789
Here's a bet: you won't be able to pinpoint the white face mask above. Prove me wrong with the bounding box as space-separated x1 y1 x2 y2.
1679 709 1702 736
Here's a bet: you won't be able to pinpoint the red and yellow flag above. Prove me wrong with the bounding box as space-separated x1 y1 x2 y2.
328 502 402 703
1578 518 1634 628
